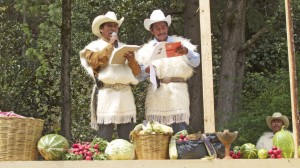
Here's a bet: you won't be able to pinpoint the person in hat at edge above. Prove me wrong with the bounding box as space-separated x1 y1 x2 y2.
135 9 200 133
256 112 292 150
79 11 141 141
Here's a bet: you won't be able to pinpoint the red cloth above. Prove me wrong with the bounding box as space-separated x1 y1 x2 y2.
0 111 25 118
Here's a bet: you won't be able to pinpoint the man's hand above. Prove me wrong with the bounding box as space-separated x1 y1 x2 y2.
124 51 135 62
176 45 188 55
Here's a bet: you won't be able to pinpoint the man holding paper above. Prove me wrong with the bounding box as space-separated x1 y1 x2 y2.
136 9 200 133
79 11 140 141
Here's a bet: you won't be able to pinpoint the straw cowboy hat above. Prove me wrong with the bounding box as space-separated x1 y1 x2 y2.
92 11 124 38
144 9 171 31
266 112 289 129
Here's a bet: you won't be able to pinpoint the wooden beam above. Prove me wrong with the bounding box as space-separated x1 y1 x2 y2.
1 160 300 168
284 0 300 158
199 0 215 133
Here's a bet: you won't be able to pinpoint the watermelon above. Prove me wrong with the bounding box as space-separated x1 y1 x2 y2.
240 143 258 159
38 134 69 160
273 127 294 158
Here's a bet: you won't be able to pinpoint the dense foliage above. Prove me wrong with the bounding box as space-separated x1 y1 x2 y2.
0 0 299 145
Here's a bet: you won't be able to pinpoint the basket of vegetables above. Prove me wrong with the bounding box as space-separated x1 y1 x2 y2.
130 121 173 160
0 111 44 161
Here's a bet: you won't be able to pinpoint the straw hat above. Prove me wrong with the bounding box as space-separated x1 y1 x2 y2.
266 112 289 129
91 11 124 38
144 9 171 31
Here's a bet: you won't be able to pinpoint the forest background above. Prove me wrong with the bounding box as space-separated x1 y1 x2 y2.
0 0 299 146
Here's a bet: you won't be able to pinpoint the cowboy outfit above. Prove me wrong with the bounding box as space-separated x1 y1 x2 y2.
136 10 200 133
79 11 140 141
256 112 292 150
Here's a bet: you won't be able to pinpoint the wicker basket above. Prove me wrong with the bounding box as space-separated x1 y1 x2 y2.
132 133 171 160
0 117 44 161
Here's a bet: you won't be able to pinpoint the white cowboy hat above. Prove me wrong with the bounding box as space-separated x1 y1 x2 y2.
266 112 289 129
144 9 171 31
91 11 124 38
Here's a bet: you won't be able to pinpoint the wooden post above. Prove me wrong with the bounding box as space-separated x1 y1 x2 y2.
199 0 215 133
284 0 299 158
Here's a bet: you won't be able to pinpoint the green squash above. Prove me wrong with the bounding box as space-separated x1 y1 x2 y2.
273 127 294 158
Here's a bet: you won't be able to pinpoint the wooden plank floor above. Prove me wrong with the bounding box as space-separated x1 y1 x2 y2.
1 159 300 168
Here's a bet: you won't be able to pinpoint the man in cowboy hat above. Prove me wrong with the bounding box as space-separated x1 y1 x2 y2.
136 9 200 133
256 112 291 150
79 11 140 141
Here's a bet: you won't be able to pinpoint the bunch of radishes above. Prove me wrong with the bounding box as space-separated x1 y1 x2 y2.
64 138 108 160
268 146 282 159
230 146 241 159
230 150 241 159
177 134 189 142
68 142 94 160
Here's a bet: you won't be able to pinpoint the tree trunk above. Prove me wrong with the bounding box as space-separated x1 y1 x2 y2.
184 0 204 133
216 0 247 127
60 0 72 140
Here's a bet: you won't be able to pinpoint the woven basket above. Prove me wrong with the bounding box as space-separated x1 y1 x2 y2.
133 133 170 160
0 117 44 161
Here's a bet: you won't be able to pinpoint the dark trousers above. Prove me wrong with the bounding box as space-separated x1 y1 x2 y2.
97 122 134 142
170 122 188 134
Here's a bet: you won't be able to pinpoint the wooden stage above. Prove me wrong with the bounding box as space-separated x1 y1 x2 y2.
1 159 300 168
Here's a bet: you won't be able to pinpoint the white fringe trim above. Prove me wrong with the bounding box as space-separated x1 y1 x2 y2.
146 112 190 125
97 113 136 125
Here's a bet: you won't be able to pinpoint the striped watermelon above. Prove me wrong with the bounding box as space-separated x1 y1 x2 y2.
273 127 294 158
38 134 69 160
240 143 258 159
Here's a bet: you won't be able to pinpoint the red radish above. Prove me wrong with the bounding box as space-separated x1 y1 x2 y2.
85 156 92 160
237 151 241 156
272 146 277 150
72 143 79 148
268 149 273 155
277 149 282 154
86 151 93 156
276 154 282 158
94 144 99 149
180 134 185 139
